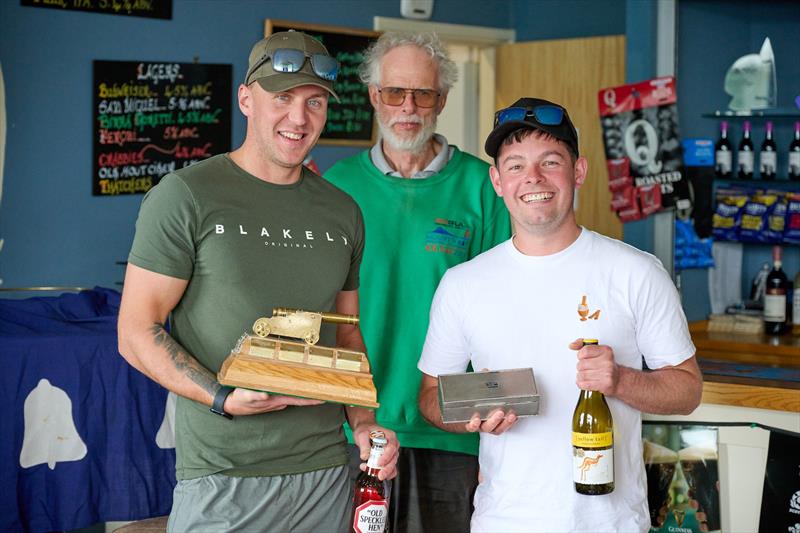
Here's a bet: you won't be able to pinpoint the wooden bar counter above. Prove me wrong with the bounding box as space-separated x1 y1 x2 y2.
688 321 800 413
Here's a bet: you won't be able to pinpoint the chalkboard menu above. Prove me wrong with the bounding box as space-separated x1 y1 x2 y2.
266 20 380 147
22 0 172 19
92 60 232 196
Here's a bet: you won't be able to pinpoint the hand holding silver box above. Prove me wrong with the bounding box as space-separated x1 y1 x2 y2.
437 368 539 424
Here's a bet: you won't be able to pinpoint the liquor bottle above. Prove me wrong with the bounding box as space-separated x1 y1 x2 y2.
759 121 777 180
714 121 733 179
764 246 789 335
572 339 614 495
789 121 800 181
352 431 390 533
737 121 754 180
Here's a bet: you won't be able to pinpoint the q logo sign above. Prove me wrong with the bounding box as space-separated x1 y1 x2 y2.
624 119 662 175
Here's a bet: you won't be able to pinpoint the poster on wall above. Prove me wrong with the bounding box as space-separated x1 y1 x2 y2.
642 424 721 533
92 60 231 196
598 76 692 222
21 0 172 20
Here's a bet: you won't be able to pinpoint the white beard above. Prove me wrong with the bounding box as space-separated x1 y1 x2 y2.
377 112 438 154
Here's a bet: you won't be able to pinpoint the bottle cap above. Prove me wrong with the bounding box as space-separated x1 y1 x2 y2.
369 430 387 446
582 339 599 345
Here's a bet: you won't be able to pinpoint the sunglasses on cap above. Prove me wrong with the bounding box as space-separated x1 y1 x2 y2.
378 87 441 108
493 104 565 128
246 48 339 85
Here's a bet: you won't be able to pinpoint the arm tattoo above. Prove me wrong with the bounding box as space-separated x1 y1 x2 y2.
149 323 220 396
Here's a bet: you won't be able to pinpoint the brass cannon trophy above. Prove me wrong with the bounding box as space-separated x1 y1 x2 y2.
217 308 379 408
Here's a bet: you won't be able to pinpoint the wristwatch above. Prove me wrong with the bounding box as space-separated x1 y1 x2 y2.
210 385 234 419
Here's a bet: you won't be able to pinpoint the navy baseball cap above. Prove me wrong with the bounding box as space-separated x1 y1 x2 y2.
485 97 579 159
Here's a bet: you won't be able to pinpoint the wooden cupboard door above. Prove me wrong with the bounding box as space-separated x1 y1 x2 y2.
495 35 625 240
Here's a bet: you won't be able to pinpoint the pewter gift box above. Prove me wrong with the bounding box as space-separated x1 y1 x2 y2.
438 368 539 423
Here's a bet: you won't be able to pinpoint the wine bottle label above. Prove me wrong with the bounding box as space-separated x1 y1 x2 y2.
760 152 776 173
789 152 800 173
715 151 731 173
572 431 613 447
573 447 613 484
738 151 754 172
353 500 388 533
764 293 787 322
793 289 800 326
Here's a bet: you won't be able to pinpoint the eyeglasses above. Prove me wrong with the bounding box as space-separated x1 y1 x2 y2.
378 87 441 108
246 48 339 85
493 105 565 128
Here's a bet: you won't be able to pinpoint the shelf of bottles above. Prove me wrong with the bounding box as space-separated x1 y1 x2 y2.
713 118 800 185
702 109 800 120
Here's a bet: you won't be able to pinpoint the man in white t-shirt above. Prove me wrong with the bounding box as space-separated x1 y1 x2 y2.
417 97 703 533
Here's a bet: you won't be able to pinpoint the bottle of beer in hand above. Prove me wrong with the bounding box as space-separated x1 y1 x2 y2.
572 339 614 495
352 431 390 533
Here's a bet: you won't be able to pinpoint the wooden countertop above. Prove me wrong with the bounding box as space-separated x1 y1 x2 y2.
689 321 800 413
689 320 800 367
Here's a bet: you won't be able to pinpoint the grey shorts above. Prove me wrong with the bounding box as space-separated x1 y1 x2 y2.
167 465 351 533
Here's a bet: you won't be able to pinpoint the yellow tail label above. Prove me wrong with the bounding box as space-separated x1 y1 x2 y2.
572 431 612 447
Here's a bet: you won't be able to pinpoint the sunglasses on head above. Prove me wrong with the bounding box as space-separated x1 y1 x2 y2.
378 87 441 108
246 48 339 85
493 104 565 128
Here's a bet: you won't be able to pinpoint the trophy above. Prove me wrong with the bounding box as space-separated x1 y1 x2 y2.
217 308 379 408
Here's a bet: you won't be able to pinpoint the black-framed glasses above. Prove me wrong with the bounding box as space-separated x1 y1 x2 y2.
378 87 441 108
246 48 339 85
494 105 565 128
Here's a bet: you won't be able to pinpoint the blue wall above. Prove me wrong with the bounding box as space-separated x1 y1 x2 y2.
0 0 517 290
511 0 626 41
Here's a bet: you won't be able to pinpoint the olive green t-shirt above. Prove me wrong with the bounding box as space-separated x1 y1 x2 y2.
128 154 364 480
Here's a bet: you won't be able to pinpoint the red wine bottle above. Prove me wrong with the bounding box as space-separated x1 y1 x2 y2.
737 121 754 180
759 121 777 180
789 121 800 181
714 121 733 179
764 246 789 335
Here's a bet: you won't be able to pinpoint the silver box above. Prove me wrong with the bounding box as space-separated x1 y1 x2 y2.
438 368 539 423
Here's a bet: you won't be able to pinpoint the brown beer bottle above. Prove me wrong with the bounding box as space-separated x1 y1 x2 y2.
352 431 390 533
572 339 615 495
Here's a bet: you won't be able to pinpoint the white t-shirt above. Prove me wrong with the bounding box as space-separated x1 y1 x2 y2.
418 229 695 533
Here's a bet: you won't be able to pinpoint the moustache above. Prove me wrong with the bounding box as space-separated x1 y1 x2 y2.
387 115 423 126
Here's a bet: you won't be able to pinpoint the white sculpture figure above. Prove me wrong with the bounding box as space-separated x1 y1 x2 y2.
19 379 87 470
155 391 176 449
724 37 776 112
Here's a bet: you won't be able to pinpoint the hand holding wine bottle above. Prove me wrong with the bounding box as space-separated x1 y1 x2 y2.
570 338 620 394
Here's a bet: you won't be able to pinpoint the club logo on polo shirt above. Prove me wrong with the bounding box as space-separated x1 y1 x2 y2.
424 218 471 257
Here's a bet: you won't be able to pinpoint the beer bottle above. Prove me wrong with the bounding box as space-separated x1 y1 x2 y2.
572 339 614 495
352 431 390 533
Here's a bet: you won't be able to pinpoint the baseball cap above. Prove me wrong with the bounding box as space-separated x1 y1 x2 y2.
484 97 579 159
244 30 340 101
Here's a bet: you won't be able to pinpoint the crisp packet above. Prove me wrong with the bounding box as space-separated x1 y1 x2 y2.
712 187 749 242
739 191 778 243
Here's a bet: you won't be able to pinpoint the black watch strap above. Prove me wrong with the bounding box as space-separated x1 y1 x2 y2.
210 385 234 419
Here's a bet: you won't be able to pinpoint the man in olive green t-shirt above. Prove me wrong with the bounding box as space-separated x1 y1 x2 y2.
118 31 398 532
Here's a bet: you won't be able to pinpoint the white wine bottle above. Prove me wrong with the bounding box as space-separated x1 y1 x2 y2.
572 339 614 495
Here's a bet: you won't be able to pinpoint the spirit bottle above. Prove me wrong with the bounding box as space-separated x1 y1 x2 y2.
737 121 754 180
759 121 777 180
352 431 390 533
764 246 789 335
572 339 614 495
